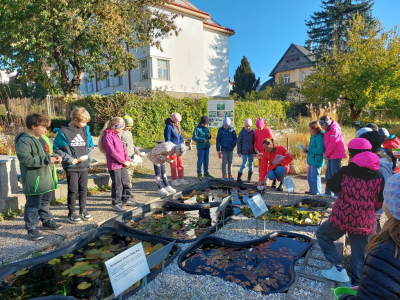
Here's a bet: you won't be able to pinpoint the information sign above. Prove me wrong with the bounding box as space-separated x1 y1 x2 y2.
216 195 231 213
283 176 295 193
247 194 268 218
207 100 235 127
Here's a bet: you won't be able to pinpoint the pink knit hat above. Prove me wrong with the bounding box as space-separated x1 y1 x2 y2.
348 138 372 150
170 112 182 123
256 118 265 128
244 118 252 127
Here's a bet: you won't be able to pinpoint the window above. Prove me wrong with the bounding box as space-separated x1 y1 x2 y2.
301 70 311 83
157 59 169 80
141 60 148 80
284 74 290 84
117 76 123 86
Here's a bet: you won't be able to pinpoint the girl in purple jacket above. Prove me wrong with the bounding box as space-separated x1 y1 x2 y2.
98 117 136 212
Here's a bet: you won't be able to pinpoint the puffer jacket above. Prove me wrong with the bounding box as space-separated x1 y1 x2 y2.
164 118 183 145
216 125 237 152
307 132 325 167
258 145 293 182
192 123 211 150
102 129 130 171
339 240 400 300
379 156 393 181
324 120 347 159
147 141 176 166
328 152 384 235
237 127 255 155
254 127 273 153
383 136 400 152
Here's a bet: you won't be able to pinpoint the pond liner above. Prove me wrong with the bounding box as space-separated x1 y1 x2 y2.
292 198 329 210
114 201 234 243
177 231 314 294
0 227 181 300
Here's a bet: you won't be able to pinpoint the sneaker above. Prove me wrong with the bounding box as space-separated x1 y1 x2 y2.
203 172 214 180
277 184 284 192
27 228 44 241
67 213 83 224
165 186 176 194
79 210 93 220
112 204 126 212
158 188 169 196
197 174 203 181
42 219 63 230
229 175 235 181
178 179 189 185
271 180 277 189
332 195 338 199
123 200 138 207
321 266 350 282
223 174 228 181
171 180 181 187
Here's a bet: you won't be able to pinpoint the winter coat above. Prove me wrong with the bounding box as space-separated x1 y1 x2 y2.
328 152 384 235
379 156 393 181
53 125 94 171
15 133 58 195
323 120 347 159
102 129 130 171
216 126 237 152
237 127 255 155
192 123 211 150
118 130 139 157
383 136 400 152
164 118 183 145
147 141 176 166
259 145 293 181
307 132 325 167
339 240 400 300
254 127 273 153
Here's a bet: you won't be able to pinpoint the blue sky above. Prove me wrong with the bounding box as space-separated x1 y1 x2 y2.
190 0 400 85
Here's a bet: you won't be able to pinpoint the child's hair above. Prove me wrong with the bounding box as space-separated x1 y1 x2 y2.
174 122 181 135
25 113 51 129
262 138 276 149
98 117 124 154
309 120 323 134
71 107 91 122
366 217 400 258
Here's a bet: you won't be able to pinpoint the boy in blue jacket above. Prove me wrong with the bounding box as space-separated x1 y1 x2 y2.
192 116 213 181
217 116 237 181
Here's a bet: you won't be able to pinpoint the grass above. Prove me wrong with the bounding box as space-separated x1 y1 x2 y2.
50 197 67 206
131 166 153 182
0 207 24 222
87 185 111 196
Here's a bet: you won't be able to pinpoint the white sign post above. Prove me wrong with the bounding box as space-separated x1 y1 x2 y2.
105 242 150 298
283 176 296 204
216 195 231 231
247 193 269 236
207 100 235 128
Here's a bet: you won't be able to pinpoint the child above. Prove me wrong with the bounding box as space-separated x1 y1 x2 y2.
118 115 140 178
147 142 187 196
53 107 95 223
257 138 293 191
164 112 188 186
303 121 325 195
237 118 255 183
216 116 237 181
15 113 63 241
319 115 347 199
316 138 384 286
254 117 273 156
98 117 135 212
192 116 213 181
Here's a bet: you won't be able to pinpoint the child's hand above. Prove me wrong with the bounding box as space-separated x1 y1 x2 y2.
203 139 207 143
71 158 79 164
238 154 242 157
124 161 131 167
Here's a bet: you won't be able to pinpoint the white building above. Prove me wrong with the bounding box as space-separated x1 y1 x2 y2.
79 0 235 98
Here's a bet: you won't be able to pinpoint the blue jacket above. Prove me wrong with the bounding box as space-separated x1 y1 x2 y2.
164 118 183 145
53 125 94 170
307 132 325 167
216 126 237 152
237 127 255 155
192 123 211 150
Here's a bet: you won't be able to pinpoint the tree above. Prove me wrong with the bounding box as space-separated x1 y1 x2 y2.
305 0 374 57
0 0 179 98
230 56 260 98
301 15 400 120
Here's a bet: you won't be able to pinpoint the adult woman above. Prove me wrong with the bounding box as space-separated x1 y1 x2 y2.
257 138 293 191
319 115 346 198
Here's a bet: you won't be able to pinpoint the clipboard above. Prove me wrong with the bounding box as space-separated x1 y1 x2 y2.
272 154 286 165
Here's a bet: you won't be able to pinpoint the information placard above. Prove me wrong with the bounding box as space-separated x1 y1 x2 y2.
247 194 268 218
283 176 295 193
208 100 235 127
105 242 150 297
216 195 231 213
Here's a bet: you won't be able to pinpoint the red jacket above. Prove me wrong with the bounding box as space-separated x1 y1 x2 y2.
383 136 400 152
258 145 293 181
254 127 273 153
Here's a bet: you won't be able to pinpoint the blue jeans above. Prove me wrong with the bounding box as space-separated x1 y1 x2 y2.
307 165 322 195
325 158 342 195
267 166 286 182
24 191 53 230
197 149 209 174
239 154 254 173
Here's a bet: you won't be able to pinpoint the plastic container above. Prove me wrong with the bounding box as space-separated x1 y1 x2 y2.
331 287 357 300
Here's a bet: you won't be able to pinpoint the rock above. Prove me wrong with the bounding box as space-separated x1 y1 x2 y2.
289 165 301 175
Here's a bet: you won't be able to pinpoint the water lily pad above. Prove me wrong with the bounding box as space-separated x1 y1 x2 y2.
58 263 72 271
77 282 91 290
87 249 102 256
15 269 29 276
88 270 102 278
62 253 73 259
76 270 94 277
99 235 112 240
3 274 18 286
48 258 61 265
75 258 86 262
100 252 115 259
86 254 99 260
88 243 96 246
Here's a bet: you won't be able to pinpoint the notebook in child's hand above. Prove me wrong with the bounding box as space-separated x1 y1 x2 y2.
272 154 286 165
299 145 306 151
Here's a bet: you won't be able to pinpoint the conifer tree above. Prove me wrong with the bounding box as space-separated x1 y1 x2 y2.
230 56 260 99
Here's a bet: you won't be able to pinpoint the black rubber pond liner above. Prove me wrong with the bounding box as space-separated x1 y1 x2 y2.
114 201 236 243
292 198 329 211
0 227 180 300
178 231 314 294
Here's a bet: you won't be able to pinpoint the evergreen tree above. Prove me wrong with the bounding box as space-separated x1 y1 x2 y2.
305 0 374 56
230 56 260 99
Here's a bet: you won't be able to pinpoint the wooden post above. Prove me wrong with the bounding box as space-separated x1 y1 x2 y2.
286 137 289 150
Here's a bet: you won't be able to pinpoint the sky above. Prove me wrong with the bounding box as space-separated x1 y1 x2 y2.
190 0 400 85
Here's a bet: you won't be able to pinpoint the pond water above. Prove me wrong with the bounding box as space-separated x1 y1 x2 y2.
181 235 310 293
0 233 169 300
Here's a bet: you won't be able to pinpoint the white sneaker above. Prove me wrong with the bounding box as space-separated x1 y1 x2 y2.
165 186 176 194
332 195 338 199
319 193 331 197
321 266 350 282
171 180 181 187
178 179 189 185
158 188 169 196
